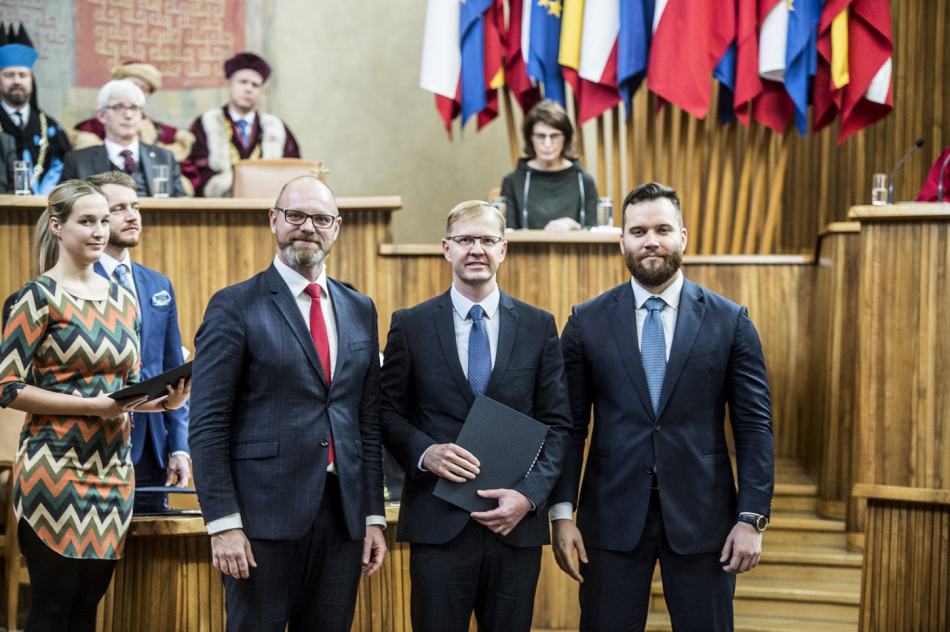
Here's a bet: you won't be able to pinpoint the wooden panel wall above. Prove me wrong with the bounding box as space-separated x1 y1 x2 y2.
851 208 950 540
803 224 862 518
855 486 950 632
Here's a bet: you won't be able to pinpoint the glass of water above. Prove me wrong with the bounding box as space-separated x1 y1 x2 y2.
596 197 614 226
871 173 888 205
152 164 170 198
14 160 30 195
489 196 507 218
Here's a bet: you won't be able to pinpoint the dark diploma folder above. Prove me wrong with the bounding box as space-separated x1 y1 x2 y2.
433 395 548 513
109 361 192 403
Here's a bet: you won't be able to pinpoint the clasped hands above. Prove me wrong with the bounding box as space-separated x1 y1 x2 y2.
422 443 532 537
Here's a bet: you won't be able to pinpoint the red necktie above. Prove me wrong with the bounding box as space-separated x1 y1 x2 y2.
120 149 136 175
303 284 334 465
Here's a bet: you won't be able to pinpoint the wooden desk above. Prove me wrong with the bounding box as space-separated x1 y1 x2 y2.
852 485 950 631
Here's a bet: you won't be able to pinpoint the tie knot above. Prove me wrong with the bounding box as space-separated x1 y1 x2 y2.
304 283 321 300
120 149 133 159
645 297 666 313
469 304 484 322
237 120 248 131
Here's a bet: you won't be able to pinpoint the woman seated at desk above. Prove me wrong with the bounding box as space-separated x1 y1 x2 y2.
501 100 598 231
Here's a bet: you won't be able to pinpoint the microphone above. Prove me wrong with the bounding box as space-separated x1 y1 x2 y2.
938 150 950 203
888 138 925 204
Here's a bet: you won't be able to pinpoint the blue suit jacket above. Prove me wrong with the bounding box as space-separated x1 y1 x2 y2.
95 261 189 467
380 290 572 548
189 265 384 541
549 278 775 555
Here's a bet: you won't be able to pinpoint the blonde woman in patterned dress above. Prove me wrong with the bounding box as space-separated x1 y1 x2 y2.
0 180 189 632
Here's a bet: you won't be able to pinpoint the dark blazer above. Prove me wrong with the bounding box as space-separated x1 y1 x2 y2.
60 143 188 197
0 132 15 194
381 289 572 548
550 278 774 555
189 264 383 541
94 261 189 468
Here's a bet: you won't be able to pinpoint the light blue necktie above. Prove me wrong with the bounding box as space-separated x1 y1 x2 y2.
468 305 491 396
236 119 250 146
641 297 667 416
114 263 132 288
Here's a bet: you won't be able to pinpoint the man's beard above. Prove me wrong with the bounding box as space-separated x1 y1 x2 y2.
109 229 140 250
279 233 330 267
2 86 29 108
625 247 683 288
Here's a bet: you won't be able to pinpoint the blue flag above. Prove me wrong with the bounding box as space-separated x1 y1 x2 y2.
460 0 492 124
785 0 824 136
714 42 737 124
617 0 654 111
526 0 565 106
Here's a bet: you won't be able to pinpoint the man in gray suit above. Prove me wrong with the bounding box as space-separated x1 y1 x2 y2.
61 79 187 197
190 176 386 631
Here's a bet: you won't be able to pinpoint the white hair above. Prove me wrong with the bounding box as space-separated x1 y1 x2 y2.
96 79 146 111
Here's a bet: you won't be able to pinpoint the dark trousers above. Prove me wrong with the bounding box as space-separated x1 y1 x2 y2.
409 519 543 632
18 520 117 632
222 475 364 632
133 433 168 513
579 488 736 632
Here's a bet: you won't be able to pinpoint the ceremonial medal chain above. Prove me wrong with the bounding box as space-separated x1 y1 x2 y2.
0 111 49 186
225 119 262 165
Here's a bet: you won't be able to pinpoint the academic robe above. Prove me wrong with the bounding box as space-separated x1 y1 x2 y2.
0 106 71 194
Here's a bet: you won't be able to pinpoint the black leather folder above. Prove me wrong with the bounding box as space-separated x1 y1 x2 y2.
109 361 192 403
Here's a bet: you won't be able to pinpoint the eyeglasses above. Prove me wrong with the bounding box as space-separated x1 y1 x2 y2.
105 104 144 115
531 132 564 144
276 207 339 229
446 235 505 248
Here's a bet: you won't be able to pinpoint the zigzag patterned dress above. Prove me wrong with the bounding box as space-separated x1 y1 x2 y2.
0 276 140 560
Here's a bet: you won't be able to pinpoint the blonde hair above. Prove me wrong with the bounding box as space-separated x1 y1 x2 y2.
446 200 506 236
34 180 107 275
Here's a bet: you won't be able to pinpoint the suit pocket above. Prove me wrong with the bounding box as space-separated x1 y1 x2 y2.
686 353 718 367
231 440 279 460
349 339 374 352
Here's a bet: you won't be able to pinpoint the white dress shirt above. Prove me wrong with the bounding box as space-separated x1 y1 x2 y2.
208 257 385 534
104 137 140 171
1 101 30 128
548 272 684 522
229 108 257 137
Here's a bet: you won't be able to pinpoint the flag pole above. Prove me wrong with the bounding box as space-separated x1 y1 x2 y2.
502 83 519 169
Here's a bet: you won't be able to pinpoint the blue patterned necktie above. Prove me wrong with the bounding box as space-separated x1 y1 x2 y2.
468 304 491 396
114 263 131 288
641 297 667 416
236 119 250 147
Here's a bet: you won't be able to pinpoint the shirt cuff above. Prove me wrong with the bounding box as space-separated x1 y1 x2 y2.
417 446 433 472
548 502 574 522
207 513 243 534
366 515 387 529
170 451 190 460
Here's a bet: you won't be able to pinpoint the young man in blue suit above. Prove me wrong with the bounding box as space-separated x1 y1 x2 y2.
381 201 572 632
189 176 386 631
549 183 775 631
87 172 191 513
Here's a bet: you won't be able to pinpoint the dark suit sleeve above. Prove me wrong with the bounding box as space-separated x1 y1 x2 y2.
511 313 572 509
500 173 520 229
160 282 190 455
726 307 775 517
549 306 594 508
60 151 78 183
380 310 438 474
189 289 247 523
360 302 385 517
169 153 188 197
0 134 14 194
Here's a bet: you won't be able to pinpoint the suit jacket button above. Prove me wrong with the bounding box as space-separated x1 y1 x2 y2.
320 439 329 447
654 425 661 431
645 468 652 475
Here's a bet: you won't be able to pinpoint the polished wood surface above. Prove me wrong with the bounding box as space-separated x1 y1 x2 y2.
857 489 949 632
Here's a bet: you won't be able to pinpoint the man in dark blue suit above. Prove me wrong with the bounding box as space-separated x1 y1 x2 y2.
87 172 190 513
381 201 572 632
189 176 386 631
549 183 775 631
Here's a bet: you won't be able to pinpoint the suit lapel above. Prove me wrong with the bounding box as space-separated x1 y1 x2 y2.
484 291 517 398
655 279 706 420
327 279 348 390
434 291 475 407
138 145 155 196
265 265 328 388
608 284 655 419
91 146 114 175
93 261 108 281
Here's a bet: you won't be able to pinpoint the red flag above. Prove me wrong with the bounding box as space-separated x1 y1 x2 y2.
505 0 541 113
575 41 622 125
813 0 853 132
478 0 506 129
648 0 735 119
838 0 892 142
734 0 763 126
749 0 793 133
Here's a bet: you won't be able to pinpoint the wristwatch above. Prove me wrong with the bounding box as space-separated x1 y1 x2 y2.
737 513 768 532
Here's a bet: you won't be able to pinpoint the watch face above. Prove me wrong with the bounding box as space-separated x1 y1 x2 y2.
755 516 768 531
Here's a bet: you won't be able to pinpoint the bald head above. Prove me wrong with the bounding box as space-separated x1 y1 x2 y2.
275 175 337 213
